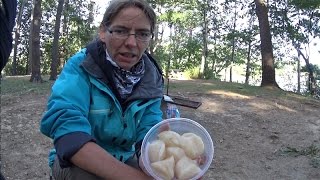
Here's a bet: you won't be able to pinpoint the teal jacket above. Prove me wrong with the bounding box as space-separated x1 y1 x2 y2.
40 41 163 168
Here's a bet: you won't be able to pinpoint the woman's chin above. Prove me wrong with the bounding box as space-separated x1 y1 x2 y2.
118 63 133 71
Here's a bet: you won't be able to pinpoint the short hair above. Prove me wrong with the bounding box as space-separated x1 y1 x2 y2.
101 0 156 33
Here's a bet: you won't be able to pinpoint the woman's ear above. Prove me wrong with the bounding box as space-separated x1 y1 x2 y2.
99 24 106 42
99 31 106 43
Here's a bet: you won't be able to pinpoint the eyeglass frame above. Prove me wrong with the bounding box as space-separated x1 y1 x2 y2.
106 27 154 42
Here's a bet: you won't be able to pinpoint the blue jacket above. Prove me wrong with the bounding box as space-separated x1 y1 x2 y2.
40 41 163 168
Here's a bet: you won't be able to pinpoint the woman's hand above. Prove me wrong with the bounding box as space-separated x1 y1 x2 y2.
139 155 151 176
158 121 170 132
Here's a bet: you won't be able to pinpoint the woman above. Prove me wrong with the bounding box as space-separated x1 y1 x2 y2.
40 0 163 179
0 0 17 71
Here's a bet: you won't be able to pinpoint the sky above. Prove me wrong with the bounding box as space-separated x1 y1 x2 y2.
308 38 320 66
92 0 109 25
92 0 319 66
93 0 110 19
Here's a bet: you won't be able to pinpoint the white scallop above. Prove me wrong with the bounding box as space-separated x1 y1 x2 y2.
179 133 204 159
166 146 186 162
151 156 175 180
158 130 181 147
175 156 201 180
148 140 166 163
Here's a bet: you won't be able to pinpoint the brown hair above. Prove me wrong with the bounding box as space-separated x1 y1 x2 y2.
101 0 156 33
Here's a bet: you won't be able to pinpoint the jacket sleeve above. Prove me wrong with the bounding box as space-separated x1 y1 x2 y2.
135 98 163 143
40 50 94 167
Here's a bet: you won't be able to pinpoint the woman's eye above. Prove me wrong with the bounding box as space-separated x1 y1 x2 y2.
114 29 127 34
138 32 150 37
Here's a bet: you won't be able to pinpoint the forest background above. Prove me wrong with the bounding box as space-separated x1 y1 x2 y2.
2 0 320 97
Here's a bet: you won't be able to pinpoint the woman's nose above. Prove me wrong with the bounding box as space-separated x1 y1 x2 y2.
124 34 138 47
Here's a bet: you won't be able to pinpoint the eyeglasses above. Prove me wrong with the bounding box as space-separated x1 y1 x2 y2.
107 28 153 42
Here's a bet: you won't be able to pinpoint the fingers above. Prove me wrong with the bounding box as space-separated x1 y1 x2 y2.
139 156 150 176
196 154 206 166
158 122 170 133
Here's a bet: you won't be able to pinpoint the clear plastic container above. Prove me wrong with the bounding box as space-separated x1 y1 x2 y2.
141 118 214 180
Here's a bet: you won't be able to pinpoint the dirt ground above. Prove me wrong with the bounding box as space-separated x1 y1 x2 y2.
1 79 320 180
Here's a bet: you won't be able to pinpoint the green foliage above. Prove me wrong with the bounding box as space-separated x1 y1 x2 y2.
9 0 319 93
172 37 202 70
153 46 171 70
202 68 221 80
185 67 200 79
289 0 320 9
3 59 29 76
165 76 293 98
9 0 98 76
0 76 53 95
279 144 320 168
301 64 320 74
42 39 54 74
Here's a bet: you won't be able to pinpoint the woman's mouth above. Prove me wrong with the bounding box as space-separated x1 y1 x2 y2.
120 52 136 58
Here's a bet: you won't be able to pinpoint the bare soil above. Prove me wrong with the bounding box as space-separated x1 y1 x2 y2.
1 79 320 180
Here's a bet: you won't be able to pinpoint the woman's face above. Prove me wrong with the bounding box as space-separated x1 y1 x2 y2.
100 7 152 71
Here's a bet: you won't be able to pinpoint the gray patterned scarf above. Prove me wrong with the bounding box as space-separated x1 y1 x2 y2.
105 51 145 99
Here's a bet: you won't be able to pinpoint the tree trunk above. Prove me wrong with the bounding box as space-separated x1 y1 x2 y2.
26 50 30 75
62 0 69 37
29 0 43 83
296 48 316 95
200 1 208 79
245 41 252 85
254 0 279 87
60 0 69 67
230 1 238 83
12 0 26 75
212 33 218 77
49 0 65 80
297 53 301 93
149 23 159 56
165 24 174 95
88 1 94 26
